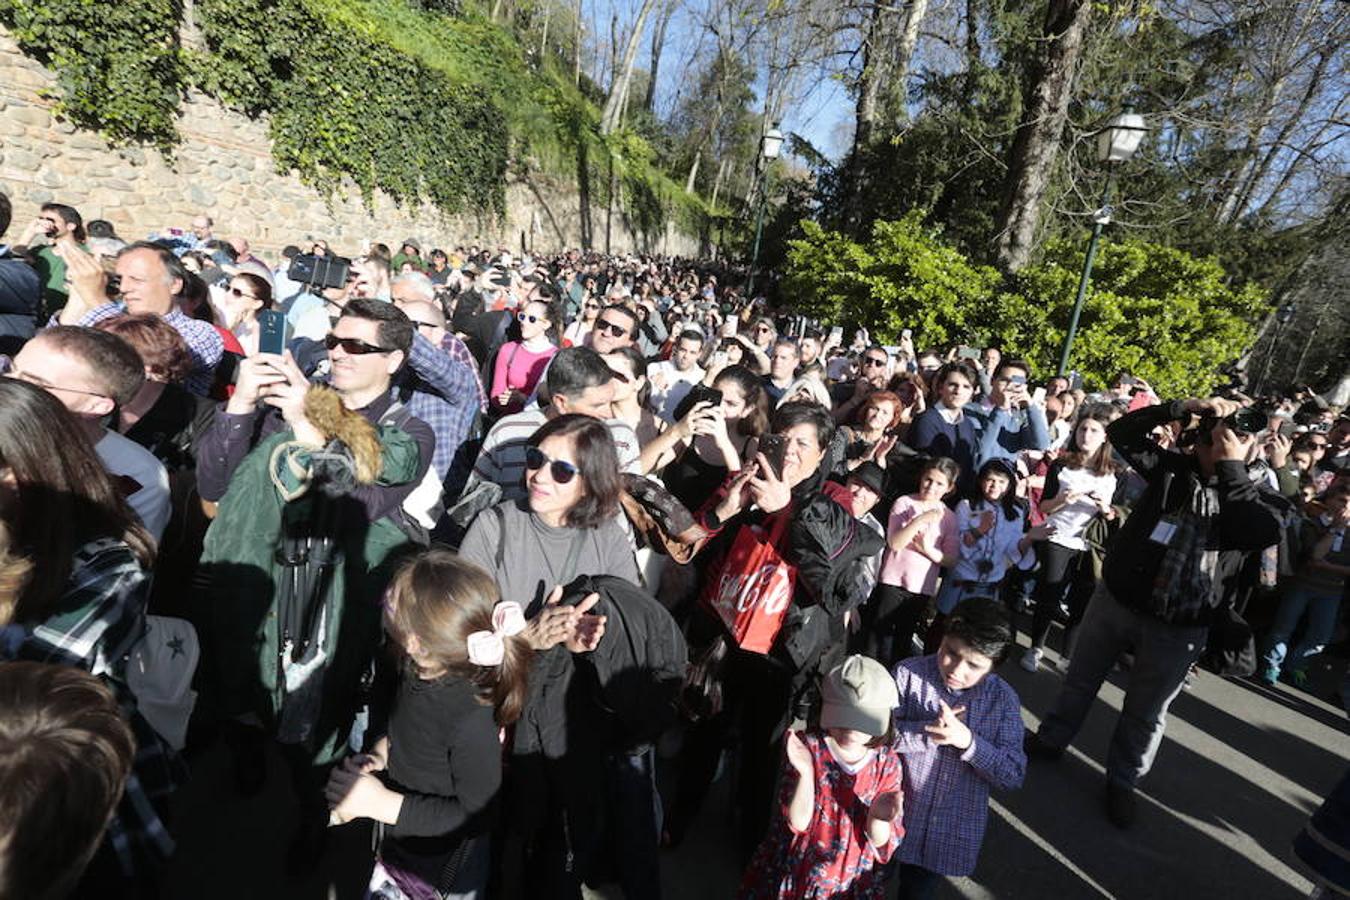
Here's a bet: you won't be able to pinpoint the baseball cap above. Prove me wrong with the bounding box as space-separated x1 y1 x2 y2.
847 461 886 497
820 655 898 737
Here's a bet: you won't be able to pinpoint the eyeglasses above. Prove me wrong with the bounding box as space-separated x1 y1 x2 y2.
517 312 548 325
228 287 260 301
583 303 600 311
755 325 773 333
324 334 395 355
409 321 438 332
863 357 888 368
594 319 629 338
6 369 109 400
525 446 579 484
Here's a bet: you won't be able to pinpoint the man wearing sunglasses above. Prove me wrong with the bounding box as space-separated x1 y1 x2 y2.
830 345 892 423
586 303 639 354
458 346 641 507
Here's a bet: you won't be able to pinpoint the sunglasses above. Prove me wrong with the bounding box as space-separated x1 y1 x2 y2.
863 357 888 368
228 287 260 301
518 312 548 325
594 319 629 338
324 334 395 355
755 325 772 333
525 446 579 484
410 321 438 331
583 303 600 310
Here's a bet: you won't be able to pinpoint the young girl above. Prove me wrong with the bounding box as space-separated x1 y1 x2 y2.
325 549 529 900
1023 405 1120 672
936 459 1054 641
740 655 904 899
862 457 961 666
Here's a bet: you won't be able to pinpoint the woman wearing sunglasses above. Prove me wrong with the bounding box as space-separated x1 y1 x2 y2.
489 299 559 418
216 272 274 357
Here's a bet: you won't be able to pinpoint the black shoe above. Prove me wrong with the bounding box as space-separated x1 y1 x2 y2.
1023 730 1064 762
1105 783 1136 829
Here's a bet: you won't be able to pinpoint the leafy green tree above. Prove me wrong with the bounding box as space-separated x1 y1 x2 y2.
783 212 1002 346
997 239 1268 395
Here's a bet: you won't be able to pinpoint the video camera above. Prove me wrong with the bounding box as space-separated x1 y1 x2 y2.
288 253 351 291
1178 406 1268 448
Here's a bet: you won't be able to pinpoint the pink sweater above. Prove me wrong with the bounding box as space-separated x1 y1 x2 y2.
490 342 557 413
877 494 958 596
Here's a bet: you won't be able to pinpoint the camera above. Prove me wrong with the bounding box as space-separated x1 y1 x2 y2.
288 253 351 291
1223 407 1268 436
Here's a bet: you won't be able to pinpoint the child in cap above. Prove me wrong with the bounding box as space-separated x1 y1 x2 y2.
739 655 904 899
891 597 1026 899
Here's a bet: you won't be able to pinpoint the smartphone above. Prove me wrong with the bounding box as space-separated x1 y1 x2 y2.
957 346 980 361
758 434 787 479
258 309 288 356
672 384 723 422
828 326 844 345
1031 387 1047 406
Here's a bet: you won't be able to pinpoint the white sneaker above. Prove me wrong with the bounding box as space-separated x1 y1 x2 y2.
1020 647 1043 673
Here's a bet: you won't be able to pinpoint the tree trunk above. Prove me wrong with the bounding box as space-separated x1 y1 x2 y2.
853 1 889 154
880 0 929 125
710 156 729 208
685 151 701 194
644 0 676 113
961 0 981 104
994 0 1093 272
601 0 659 134
539 0 551 59
573 0 583 85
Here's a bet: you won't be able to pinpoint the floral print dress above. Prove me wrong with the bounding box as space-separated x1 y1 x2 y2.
739 731 904 899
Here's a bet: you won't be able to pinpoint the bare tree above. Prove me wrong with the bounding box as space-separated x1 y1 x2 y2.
601 0 661 134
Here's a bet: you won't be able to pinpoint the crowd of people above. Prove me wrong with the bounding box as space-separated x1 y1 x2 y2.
0 192 1347 900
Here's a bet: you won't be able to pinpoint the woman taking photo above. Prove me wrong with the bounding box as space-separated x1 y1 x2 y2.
0 378 177 896
643 365 768 508
489 298 559 417
1022 403 1121 672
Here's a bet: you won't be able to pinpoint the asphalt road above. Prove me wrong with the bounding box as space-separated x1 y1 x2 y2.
163 641 1349 899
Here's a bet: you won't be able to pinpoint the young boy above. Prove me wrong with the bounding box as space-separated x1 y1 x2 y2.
891 597 1026 899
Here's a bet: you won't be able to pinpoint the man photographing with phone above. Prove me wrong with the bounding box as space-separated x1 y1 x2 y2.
1025 395 1283 828
966 358 1049 468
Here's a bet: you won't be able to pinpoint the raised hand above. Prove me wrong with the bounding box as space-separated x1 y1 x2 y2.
785 729 813 778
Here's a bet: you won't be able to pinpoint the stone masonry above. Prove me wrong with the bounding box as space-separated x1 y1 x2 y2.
0 28 700 258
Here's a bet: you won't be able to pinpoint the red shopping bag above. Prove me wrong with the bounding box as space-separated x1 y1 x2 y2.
702 514 797 654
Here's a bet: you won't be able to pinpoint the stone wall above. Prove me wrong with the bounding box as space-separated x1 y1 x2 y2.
0 28 701 258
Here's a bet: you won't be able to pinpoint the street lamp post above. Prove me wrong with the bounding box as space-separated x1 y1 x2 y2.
746 124 785 299
1056 111 1147 376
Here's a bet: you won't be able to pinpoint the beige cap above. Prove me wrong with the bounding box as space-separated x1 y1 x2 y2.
820 655 898 737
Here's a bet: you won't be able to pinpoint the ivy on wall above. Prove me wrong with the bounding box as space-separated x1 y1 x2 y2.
193 0 507 215
0 0 185 150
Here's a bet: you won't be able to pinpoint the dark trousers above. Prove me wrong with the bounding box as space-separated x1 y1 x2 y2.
860 583 930 667
669 649 792 860
595 747 663 900
896 863 943 900
1029 542 1083 650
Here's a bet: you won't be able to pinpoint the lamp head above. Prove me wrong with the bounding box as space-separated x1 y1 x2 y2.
762 126 785 161
1096 112 1147 163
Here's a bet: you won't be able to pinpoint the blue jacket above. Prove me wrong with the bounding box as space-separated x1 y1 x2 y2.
963 401 1050 469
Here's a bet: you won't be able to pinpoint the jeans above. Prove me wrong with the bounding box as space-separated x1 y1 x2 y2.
1037 582 1206 788
1262 584 1342 674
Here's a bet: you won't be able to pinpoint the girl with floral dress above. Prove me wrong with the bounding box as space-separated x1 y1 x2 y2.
740 655 904 899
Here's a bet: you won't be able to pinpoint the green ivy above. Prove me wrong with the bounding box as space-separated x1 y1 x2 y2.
0 0 185 150
193 0 506 216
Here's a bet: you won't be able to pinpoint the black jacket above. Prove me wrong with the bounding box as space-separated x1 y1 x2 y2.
1102 401 1282 626
0 250 40 356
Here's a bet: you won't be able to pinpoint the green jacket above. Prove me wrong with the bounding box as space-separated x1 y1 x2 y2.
199 425 421 763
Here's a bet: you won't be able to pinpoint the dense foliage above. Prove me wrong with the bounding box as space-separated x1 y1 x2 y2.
0 0 706 230
785 215 1267 396
0 0 185 150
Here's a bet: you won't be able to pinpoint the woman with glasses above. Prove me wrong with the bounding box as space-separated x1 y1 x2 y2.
216 272 274 357
489 299 559 418
564 294 601 346
605 345 663 448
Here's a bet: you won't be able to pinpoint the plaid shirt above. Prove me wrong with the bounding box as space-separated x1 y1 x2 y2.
401 332 486 480
3 538 182 886
892 654 1026 876
75 302 224 397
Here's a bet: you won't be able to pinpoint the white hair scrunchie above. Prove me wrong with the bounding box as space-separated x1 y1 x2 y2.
466 601 527 667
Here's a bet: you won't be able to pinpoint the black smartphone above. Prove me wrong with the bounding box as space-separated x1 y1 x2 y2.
758 434 787 479
672 384 723 422
258 309 288 356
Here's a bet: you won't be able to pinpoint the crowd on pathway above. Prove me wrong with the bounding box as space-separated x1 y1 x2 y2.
0 193 1347 900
